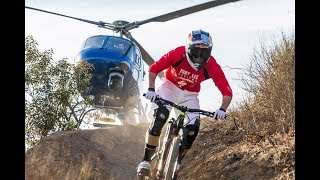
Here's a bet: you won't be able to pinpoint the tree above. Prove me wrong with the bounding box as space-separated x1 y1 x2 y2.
25 35 94 148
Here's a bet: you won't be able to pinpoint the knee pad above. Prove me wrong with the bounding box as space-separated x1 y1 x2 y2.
148 105 170 136
181 124 200 149
145 132 160 147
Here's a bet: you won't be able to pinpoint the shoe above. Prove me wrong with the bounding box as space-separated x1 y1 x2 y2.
137 161 151 176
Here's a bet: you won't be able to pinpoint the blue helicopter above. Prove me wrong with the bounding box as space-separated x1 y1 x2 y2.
25 0 241 126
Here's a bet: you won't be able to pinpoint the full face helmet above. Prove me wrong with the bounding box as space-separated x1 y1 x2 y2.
186 29 213 70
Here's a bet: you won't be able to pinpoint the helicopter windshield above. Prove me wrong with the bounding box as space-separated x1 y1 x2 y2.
105 37 131 55
82 35 106 49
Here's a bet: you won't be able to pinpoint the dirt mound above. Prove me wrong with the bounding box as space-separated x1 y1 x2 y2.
25 123 149 180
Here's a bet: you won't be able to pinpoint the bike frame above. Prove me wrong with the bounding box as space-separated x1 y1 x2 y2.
154 113 183 173
146 96 215 180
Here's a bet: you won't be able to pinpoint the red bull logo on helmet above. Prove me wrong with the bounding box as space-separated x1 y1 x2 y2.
187 29 212 47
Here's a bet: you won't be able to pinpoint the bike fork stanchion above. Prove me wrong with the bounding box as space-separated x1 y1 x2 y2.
155 118 176 178
164 137 181 179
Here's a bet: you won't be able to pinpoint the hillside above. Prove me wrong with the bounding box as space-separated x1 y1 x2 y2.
25 118 294 180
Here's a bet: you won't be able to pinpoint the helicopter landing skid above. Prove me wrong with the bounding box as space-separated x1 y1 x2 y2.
88 97 148 126
92 122 120 127
93 104 124 110
91 108 122 127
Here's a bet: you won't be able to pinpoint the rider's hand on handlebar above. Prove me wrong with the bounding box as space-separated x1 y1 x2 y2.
144 88 157 102
213 108 227 120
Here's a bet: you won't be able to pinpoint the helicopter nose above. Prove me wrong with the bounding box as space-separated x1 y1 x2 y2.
108 69 124 91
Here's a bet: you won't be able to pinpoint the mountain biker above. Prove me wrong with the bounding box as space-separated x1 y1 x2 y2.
137 29 233 177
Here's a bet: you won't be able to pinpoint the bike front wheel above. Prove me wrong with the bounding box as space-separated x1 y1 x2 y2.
163 137 181 180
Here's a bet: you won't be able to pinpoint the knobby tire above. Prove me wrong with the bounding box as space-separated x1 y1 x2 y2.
163 137 181 180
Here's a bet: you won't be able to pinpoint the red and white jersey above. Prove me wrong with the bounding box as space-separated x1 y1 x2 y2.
149 46 232 96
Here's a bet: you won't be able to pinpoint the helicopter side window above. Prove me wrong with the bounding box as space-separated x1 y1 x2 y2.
82 36 106 50
105 37 130 55
126 45 134 60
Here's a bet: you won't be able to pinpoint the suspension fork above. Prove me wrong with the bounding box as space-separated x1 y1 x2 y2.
177 124 190 165
176 112 189 165
157 118 174 171
157 112 185 172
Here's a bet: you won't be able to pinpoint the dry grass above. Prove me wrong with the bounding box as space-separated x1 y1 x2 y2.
227 29 295 179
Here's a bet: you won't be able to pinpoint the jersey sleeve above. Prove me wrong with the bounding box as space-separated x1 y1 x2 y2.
206 57 233 97
149 46 185 75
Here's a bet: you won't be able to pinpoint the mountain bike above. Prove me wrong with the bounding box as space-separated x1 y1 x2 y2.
137 95 216 180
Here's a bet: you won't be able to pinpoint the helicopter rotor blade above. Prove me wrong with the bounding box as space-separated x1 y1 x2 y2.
25 1 242 79
25 6 115 30
123 32 164 78
125 0 242 30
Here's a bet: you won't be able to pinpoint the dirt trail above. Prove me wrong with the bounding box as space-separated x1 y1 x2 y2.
25 119 289 180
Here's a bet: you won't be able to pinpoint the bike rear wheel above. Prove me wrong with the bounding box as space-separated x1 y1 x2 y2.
163 137 181 180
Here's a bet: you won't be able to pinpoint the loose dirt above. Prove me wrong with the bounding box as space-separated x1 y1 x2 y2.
25 119 289 180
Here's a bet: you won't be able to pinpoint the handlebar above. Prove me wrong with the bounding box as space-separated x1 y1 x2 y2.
143 93 215 118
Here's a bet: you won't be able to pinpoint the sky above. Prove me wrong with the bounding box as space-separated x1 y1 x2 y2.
25 0 295 119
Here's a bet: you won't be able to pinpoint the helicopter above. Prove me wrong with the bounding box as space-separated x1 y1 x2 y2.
25 0 242 127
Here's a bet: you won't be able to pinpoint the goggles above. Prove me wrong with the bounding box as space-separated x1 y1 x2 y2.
189 44 211 60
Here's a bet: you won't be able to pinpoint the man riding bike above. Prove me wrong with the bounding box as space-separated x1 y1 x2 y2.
137 29 233 177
